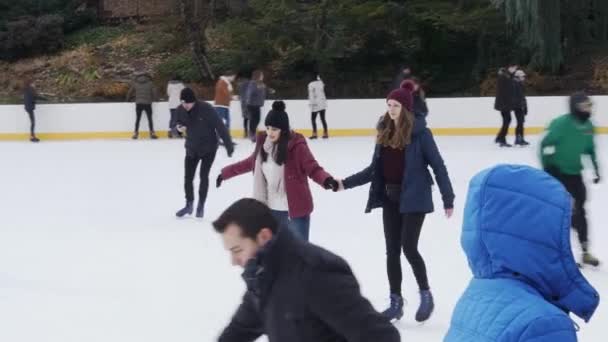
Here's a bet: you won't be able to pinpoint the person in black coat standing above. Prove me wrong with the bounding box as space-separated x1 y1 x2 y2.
175 88 234 219
214 198 401 342
494 64 528 147
23 79 42 142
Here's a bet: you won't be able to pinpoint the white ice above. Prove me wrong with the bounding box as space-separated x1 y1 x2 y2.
1 135 606 341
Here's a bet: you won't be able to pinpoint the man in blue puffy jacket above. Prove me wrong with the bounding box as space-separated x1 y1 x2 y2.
445 164 599 342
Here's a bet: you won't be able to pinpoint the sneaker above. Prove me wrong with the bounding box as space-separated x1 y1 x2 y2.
176 201 193 218
309 135 318 140
30 136 40 143
150 132 158 140
415 290 435 322
132 132 139 140
195 202 204 218
322 133 329 139
381 294 404 321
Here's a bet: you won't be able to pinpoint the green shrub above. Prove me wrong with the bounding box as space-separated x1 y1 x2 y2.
156 52 199 81
65 25 130 48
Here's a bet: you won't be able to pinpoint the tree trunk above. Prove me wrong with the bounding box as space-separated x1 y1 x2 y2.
179 0 215 81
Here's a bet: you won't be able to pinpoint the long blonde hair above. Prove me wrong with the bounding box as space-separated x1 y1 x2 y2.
376 107 414 149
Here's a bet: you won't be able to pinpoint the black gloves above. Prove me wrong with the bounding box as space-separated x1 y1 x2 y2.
216 174 223 188
226 143 234 158
323 177 340 192
593 174 601 184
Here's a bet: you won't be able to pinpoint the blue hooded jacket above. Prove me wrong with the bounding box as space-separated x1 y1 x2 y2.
343 114 454 213
445 164 599 342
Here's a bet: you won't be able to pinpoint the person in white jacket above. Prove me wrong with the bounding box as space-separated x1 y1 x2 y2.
167 75 186 138
308 75 328 139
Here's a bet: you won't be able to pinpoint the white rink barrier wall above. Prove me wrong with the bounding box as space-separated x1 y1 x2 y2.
1 96 607 140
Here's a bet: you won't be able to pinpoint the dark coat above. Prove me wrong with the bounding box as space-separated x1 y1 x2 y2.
494 68 515 112
245 80 268 107
218 228 401 342
512 80 528 114
176 101 233 157
343 114 454 214
24 86 37 112
413 91 428 116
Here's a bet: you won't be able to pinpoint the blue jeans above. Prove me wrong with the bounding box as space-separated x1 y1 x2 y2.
215 106 230 129
271 210 311 241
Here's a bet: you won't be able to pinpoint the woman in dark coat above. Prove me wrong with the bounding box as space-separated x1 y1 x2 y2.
23 79 41 142
340 82 455 323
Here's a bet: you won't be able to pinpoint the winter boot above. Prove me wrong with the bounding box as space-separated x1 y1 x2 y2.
381 294 404 321
582 252 600 267
415 290 435 322
195 201 204 218
176 201 193 218
132 132 139 140
515 135 529 146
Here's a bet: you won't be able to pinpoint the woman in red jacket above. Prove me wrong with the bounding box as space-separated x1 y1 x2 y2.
216 101 339 241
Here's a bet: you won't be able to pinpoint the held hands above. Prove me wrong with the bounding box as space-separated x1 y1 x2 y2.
593 175 601 184
323 177 340 192
216 174 224 188
176 124 187 133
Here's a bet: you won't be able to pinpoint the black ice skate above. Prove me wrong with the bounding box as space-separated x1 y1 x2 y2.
176 201 193 218
382 294 404 321
515 135 530 146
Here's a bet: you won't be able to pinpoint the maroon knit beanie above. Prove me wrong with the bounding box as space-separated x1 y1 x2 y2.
387 81 415 112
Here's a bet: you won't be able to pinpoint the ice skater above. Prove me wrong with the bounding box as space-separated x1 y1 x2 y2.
23 78 43 142
126 70 158 140
214 70 237 133
540 91 601 267
216 101 339 241
213 198 401 342
445 164 599 341
308 75 328 139
339 82 455 322
166 75 185 138
494 64 528 147
174 88 234 218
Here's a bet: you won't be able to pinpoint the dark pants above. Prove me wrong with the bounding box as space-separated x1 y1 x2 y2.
546 169 588 246
169 108 180 136
311 110 328 134
184 150 217 205
243 118 249 138
135 104 154 133
496 109 525 142
26 109 36 136
247 105 262 140
271 210 311 241
382 197 429 295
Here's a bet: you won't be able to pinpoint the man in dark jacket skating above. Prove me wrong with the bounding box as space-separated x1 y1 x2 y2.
175 88 234 218
214 198 401 342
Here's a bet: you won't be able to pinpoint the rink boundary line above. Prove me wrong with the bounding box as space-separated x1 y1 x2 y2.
1 127 607 140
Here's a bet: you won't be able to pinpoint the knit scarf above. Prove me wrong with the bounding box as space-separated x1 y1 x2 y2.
253 137 285 205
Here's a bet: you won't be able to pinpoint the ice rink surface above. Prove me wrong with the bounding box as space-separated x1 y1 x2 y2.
1 135 606 341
